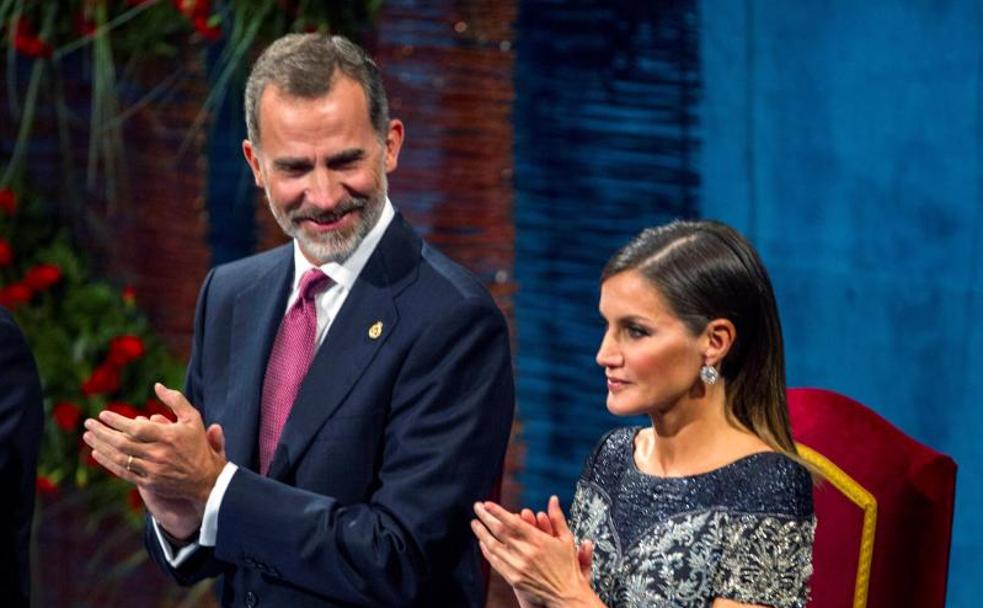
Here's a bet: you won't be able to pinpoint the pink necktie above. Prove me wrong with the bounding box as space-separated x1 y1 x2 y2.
258 268 331 475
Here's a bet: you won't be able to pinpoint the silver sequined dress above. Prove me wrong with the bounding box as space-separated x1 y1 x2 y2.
569 427 815 608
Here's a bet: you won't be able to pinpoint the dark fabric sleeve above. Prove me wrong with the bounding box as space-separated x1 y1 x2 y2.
0 310 43 607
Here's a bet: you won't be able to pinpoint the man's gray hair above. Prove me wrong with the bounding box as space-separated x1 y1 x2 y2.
244 34 389 146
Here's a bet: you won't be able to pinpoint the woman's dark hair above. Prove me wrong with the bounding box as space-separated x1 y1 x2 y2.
602 220 796 456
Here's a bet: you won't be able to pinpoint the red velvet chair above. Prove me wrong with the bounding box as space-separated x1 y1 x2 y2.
787 388 957 608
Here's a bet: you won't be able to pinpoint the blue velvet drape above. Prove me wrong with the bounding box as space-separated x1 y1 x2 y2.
699 1 981 603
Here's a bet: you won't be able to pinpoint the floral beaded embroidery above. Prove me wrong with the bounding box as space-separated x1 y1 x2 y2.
568 428 815 608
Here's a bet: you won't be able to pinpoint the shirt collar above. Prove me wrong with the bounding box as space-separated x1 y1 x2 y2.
291 198 395 292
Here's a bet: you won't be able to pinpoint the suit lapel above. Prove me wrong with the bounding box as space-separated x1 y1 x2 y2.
267 216 420 478
223 247 293 471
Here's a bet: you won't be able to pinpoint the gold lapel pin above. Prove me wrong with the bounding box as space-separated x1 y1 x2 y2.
368 321 384 340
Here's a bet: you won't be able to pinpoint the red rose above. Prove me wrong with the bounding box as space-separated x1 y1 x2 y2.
0 283 33 310
23 263 62 291
52 401 83 431
127 487 143 512
81 362 120 396
13 19 53 58
121 285 137 305
36 475 59 498
106 401 140 419
107 335 145 366
0 239 12 266
145 398 177 422
0 188 15 215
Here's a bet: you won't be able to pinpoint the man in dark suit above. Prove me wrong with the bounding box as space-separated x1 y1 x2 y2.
82 34 514 606
0 308 43 607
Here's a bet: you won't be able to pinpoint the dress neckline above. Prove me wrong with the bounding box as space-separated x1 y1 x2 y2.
625 425 781 481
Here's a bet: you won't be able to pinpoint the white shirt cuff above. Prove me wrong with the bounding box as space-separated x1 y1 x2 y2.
200 461 238 546
152 518 202 567
152 461 239 567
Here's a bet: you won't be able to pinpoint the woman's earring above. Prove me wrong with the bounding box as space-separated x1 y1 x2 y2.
699 363 719 385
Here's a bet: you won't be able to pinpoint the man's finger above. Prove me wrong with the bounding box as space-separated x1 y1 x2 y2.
206 423 226 456
89 446 143 485
82 419 154 460
98 410 167 442
154 382 196 420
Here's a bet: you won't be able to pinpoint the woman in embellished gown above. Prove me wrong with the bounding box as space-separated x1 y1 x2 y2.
472 221 815 608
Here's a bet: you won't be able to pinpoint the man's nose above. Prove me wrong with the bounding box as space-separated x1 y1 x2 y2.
305 169 343 208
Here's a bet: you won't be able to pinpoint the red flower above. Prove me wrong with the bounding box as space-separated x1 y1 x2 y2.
52 401 83 431
0 283 33 310
81 362 120 396
121 285 137 305
23 263 62 291
0 239 12 266
145 398 177 422
0 188 15 215
192 14 222 41
127 487 143 512
36 475 59 498
173 0 210 19
13 19 53 58
106 401 140 419
107 335 145 366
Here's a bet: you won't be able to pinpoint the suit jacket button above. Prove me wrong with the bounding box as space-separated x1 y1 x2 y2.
245 591 258 607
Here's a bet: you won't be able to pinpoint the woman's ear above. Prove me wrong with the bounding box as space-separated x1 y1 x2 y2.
703 318 736 366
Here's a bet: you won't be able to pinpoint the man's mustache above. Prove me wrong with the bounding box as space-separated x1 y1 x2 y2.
290 197 369 223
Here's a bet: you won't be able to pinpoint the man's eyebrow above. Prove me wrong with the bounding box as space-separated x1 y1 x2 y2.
272 157 312 171
327 148 366 165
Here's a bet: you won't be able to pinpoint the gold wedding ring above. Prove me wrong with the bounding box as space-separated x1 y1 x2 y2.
126 454 133 472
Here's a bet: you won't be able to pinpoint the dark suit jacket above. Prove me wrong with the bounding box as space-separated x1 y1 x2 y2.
147 215 515 607
0 308 43 608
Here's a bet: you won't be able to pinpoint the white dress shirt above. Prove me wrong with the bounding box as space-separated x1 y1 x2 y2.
154 200 395 566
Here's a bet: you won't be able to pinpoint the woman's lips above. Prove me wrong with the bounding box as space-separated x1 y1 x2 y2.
607 377 629 392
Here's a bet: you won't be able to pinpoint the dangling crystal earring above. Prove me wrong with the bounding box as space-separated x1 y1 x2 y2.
699 363 719 385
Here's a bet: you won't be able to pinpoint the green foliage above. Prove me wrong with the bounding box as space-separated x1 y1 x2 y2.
0 0 381 197
0 185 184 525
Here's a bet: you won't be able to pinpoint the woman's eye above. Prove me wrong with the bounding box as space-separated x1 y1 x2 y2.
625 324 648 339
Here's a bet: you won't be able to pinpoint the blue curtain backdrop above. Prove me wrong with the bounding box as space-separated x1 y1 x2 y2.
513 0 701 509
699 0 981 603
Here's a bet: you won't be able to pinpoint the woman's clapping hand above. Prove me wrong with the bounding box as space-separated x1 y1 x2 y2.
471 496 603 608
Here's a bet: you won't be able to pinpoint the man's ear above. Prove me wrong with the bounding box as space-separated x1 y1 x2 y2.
703 318 736 366
242 139 265 188
384 119 404 174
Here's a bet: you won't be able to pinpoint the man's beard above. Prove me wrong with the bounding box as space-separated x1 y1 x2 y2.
267 179 386 265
